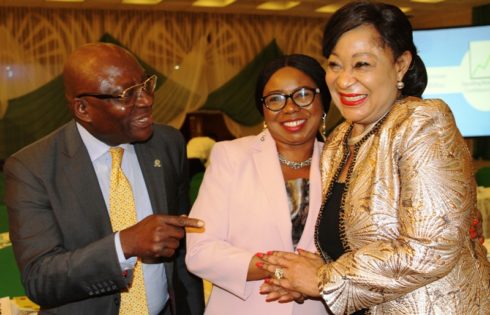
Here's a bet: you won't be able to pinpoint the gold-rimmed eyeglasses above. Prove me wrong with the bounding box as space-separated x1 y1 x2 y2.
261 87 320 112
76 74 157 106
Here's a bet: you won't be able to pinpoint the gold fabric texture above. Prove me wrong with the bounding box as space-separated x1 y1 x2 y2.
109 147 149 315
316 97 490 314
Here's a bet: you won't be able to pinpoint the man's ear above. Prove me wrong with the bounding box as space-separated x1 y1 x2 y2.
72 98 92 123
396 50 412 81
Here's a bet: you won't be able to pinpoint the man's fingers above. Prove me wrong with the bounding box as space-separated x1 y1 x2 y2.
181 217 205 228
153 224 185 240
161 215 204 228
153 237 179 251
158 248 176 258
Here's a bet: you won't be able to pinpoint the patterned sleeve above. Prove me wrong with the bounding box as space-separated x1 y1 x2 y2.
317 99 475 313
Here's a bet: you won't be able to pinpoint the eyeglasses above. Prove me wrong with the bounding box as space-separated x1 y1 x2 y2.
76 74 157 106
261 87 320 112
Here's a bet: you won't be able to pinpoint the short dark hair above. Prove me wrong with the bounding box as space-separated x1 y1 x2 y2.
255 54 331 115
322 1 427 97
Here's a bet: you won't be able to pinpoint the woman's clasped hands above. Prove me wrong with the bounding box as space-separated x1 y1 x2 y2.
255 249 324 303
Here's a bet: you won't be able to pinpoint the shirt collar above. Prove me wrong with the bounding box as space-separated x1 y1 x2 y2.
76 122 131 162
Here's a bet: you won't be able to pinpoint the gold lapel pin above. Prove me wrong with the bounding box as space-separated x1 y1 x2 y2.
154 159 161 168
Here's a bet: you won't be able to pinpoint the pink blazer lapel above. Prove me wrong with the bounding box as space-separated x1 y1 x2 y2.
252 130 294 250
296 140 323 252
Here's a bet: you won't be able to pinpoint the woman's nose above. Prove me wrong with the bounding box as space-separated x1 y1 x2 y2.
336 70 356 89
282 96 300 113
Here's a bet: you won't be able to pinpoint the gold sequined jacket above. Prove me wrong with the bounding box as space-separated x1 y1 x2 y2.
316 97 490 315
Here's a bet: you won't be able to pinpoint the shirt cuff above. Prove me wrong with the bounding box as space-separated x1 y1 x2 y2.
115 231 137 271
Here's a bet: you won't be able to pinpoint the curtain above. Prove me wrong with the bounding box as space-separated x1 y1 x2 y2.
201 39 282 126
0 7 329 159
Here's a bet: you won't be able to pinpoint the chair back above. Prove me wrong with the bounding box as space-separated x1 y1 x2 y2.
476 167 490 187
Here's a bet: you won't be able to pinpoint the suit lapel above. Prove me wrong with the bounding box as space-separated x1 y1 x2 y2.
252 130 293 249
134 140 169 216
61 121 112 236
134 138 175 296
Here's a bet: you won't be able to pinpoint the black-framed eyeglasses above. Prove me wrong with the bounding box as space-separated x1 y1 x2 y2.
76 74 157 106
261 87 320 112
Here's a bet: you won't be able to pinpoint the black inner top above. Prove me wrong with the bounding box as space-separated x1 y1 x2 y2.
317 181 367 315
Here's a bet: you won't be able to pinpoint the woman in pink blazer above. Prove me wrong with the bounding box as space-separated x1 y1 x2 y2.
186 54 331 314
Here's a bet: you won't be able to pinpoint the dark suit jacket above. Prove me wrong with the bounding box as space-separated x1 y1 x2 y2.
5 120 204 315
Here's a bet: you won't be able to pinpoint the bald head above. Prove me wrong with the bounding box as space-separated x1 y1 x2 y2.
62 43 154 146
63 43 144 102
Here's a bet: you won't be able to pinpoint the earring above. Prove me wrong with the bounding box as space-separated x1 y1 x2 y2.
320 113 327 141
397 81 405 90
263 121 268 130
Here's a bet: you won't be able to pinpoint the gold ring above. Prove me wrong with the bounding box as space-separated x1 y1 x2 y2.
274 267 284 280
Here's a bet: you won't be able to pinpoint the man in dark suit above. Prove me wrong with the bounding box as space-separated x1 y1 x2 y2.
4 43 205 315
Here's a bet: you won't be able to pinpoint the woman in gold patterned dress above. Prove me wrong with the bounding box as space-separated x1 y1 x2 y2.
258 1 490 314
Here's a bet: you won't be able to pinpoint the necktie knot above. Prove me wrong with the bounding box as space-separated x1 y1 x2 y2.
110 147 124 169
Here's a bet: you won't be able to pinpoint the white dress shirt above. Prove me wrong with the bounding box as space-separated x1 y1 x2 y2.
77 123 168 315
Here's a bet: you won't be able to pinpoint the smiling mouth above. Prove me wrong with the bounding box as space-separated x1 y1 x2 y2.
340 94 367 106
284 119 305 127
133 115 153 127
282 119 306 131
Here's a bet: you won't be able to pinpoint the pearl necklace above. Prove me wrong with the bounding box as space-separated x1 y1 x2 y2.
278 154 312 169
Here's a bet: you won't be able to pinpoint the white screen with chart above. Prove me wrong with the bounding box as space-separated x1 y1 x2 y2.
413 25 490 137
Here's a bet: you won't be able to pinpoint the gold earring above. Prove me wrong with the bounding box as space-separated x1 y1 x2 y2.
320 113 327 141
263 121 267 130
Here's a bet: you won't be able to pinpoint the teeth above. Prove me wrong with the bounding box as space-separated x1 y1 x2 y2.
283 120 305 127
344 95 365 102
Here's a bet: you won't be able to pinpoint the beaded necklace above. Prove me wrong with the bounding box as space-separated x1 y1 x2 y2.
314 114 389 262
